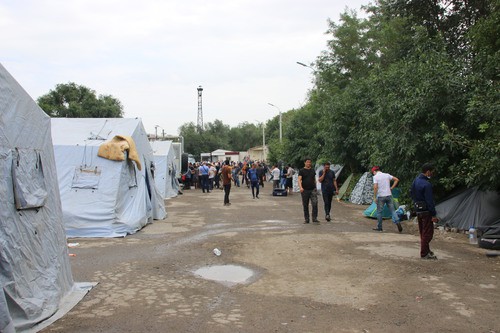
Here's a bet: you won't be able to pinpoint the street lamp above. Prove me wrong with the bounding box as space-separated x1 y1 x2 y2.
254 120 266 162
267 103 282 143
296 61 314 70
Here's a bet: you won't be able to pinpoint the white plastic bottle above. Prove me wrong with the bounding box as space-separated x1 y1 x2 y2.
468 227 478 245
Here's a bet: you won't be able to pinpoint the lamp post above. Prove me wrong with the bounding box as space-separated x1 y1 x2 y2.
254 120 266 162
267 103 282 143
296 61 314 70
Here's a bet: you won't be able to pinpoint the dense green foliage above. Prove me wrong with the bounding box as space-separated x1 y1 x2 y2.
179 120 264 158
38 82 124 118
278 0 499 194
176 0 498 195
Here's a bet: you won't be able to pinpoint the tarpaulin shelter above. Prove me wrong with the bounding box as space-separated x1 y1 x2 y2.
363 188 401 219
0 63 75 332
350 172 374 205
436 187 500 234
337 173 353 201
150 140 179 199
315 164 343 192
51 118 166 238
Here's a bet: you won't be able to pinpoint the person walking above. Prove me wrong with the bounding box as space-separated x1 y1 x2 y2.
256 162 265 188
371 166 402 232
232 163 241 187
214 162 221 189
298 158 319 224
221 160 232 206
318 162 338 222
285 164 294 195
247 163 260 199
200 162 210 193
271 165 281 189
208 163 216 191
410 163 438 259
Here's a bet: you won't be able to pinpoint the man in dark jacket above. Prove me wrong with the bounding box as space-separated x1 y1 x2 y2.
298 157 319 224
410 163 438 259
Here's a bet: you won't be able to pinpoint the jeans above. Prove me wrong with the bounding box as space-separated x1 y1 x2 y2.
301 189 318 221
251 181 260 198
233 173 240 187
376 195 399 230
223 184 231 204
322 191 334 216
201 174 210 192
417 211 434 257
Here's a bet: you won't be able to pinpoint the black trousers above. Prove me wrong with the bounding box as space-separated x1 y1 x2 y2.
301 189 318 221
251 181 260 198
322 191 334 215
223 184 231 204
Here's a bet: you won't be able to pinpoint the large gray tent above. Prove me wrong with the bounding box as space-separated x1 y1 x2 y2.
0 64 74 331
436 187 500 234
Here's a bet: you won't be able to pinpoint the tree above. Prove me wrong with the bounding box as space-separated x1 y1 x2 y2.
37 82 123 118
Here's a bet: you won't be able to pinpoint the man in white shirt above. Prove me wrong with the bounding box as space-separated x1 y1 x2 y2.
271 165 281 189
208 163 217 190
372 166 402 232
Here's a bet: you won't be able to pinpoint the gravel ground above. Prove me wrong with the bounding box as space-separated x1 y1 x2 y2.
41 182 500 333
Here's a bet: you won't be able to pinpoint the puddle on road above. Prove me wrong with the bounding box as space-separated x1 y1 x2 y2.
194 265 256 286
260 220 287 223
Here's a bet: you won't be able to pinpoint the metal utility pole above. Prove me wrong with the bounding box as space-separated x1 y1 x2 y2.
197 86 203 133
267 103 282 143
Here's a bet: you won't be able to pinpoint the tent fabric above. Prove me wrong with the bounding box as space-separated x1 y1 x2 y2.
315 164 343 191
51 118 166 238
0 63 74 331
436 187 500 234
150 140 179 199
363 189 401 219
338 173 353 201
350 172 374 205
363 202 392 219
97 135 142 170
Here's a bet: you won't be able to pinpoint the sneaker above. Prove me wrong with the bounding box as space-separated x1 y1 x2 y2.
312 219 320 223
325 215 331 222
256 195 259 199
372 228 383 232
303 220 310 224
396 222 403 233
421 253 438 260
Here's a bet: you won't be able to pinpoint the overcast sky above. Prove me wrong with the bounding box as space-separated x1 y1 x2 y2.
1 0 369 136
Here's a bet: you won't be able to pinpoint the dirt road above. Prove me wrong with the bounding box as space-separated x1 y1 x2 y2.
41 183 499 333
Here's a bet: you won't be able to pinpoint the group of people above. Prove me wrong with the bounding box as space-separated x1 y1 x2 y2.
182 161 220 192
182 160 293 205
298 157 438 260
185 157 438 260
370 163 438 260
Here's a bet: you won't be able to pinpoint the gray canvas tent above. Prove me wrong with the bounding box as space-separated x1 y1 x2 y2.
150 140 179 199
51 118 166 238
0 64 75 332
436 187 500 234
349 172 374 205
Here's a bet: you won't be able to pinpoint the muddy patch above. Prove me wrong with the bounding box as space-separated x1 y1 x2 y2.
193 265 257 287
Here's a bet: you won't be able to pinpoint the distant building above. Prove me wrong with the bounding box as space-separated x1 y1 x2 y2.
247 145 268 162
200 149 245 163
